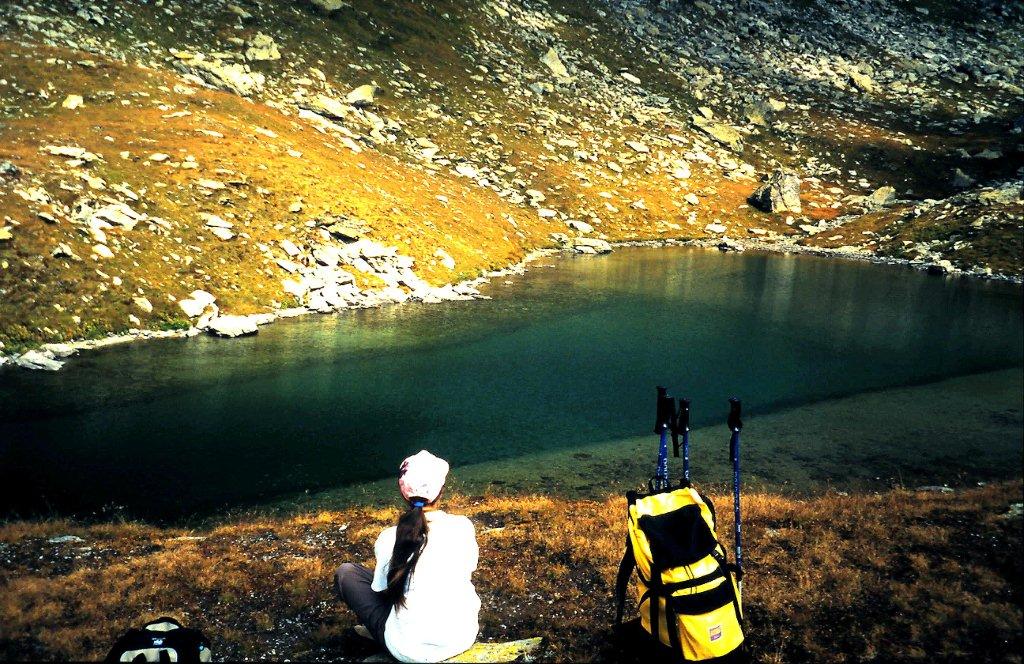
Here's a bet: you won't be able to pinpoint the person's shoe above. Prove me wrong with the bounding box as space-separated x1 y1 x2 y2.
353 624 373 640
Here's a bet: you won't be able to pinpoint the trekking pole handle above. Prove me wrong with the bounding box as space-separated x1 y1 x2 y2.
654 386 674 434
728 398 742 462
673 398 690 457
728 398 742 432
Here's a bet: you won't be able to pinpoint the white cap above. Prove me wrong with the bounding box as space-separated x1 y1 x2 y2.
398 450 450 504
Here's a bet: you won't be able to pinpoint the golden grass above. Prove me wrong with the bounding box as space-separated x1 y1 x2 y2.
0 40 561 351
0 482 1020 661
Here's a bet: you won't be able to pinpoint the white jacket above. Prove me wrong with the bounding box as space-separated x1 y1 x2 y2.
371 511 481 663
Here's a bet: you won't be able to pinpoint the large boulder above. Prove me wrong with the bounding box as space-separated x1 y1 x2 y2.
573 237 612 254
15 349 64 371
748 170 802 213
204 315 259 338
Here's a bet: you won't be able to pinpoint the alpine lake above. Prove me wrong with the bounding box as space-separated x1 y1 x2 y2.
2 246 1021 523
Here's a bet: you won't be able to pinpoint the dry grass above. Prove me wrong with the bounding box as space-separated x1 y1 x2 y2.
0 39 560 351
1 482 1020 662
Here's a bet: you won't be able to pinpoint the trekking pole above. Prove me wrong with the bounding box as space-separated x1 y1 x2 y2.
652 386 675 492
673 398 692 486
728 398 744 595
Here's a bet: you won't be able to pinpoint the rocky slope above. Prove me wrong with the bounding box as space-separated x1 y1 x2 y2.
1 0 1021 366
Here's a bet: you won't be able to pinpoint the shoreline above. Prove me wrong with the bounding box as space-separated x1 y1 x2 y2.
2 365 1014 527
2 238 1020 373
264 365 1023 518
619 236 1024 284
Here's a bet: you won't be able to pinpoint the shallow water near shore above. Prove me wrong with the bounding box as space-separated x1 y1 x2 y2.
1 247 1021 521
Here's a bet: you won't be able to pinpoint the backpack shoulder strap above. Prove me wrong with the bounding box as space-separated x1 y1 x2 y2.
614 532 635 624
710 549 745 628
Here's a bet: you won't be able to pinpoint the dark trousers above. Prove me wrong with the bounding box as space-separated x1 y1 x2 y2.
335 562 391 644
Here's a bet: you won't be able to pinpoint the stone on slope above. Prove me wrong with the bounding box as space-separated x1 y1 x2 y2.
978 182 1023 205
347 84 377 107
178 290 217 318
322 216 369 242
307 0 347 11
748 170 802 213
52 242 79 259
48 535 85 543
0 160 19 178
303 94 349 119
245 33 281 61
174 56 265 96
541 47 569 78
691 116 744 153
848 70 876 94
209 227 235 241
43 145 101 163
951 168 975 189
89 202 145 230
862 186 896 210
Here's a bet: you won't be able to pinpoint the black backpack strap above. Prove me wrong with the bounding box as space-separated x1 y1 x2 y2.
614 532 636 624
663 596 684 659
648 547 684 658
711 550 745 628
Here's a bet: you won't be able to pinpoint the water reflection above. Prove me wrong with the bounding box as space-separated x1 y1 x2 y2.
0 247 1020 520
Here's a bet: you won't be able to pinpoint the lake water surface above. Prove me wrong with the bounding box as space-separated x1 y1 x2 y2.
1 247 1021 521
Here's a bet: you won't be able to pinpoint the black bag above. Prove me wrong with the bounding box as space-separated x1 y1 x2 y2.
104 617 212 663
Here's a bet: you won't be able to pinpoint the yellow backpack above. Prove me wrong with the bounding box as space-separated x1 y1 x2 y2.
614 486 745 661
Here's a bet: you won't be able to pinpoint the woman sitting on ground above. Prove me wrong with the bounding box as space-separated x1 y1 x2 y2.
335 450 480 663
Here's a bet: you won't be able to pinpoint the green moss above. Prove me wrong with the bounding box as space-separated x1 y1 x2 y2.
156 317 191 332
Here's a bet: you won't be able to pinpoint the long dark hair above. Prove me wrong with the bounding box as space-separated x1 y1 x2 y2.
384 498 432 609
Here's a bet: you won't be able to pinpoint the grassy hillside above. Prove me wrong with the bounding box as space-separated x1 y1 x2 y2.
1 482 1020 661
1 0 1022 357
